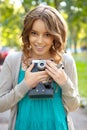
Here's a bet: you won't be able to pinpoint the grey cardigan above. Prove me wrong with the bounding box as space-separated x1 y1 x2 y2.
0 51 80 130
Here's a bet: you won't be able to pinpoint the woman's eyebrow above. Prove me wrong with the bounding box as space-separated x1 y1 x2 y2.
31 29 36 31
31 29 49 33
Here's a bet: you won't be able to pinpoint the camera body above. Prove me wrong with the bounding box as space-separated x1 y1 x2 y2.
28 60 54 98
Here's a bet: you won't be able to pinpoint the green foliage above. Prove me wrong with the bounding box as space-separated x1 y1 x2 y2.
60 0 87 52
73 52 87 97
0 0 24 47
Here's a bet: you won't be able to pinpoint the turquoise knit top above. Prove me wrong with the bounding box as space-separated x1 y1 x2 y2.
15 67 68 130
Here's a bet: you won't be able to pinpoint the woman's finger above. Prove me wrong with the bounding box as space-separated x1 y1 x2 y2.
26 63 34 72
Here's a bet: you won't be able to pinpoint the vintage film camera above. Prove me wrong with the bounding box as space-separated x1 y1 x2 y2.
28 60 54 98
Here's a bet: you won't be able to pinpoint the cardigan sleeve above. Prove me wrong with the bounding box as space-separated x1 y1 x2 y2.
0 54 29 112
61 53 80 112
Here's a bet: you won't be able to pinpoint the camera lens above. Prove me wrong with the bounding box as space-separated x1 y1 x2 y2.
38 60 46 71
40 62 44 67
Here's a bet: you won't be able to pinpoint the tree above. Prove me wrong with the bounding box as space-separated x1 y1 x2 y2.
59 0 87 52
0 0 24 48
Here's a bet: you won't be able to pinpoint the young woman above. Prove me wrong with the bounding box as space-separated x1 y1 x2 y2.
0 5 80 130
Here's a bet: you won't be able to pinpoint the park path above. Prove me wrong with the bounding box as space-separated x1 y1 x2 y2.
0 107 87 130
70 107 87 130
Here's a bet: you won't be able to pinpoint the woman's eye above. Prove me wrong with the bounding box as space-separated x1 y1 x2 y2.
31 31 37 35
45 33 51 37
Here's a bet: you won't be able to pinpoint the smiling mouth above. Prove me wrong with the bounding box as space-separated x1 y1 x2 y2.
35 46 45 50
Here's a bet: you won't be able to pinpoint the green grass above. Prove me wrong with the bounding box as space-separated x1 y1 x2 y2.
73 52 87 97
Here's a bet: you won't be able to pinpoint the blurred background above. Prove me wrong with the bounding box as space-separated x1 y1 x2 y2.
0 0 87 130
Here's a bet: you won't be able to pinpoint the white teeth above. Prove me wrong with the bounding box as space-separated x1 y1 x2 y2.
37 46 44 48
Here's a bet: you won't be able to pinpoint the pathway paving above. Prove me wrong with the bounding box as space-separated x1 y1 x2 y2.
70 107 87 130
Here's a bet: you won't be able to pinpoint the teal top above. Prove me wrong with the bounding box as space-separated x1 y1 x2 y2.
15 67 68 130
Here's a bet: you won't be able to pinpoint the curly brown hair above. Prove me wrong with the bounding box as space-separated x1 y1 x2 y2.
21 5 67 65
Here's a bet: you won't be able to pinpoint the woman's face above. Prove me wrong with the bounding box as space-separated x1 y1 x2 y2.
29 19 54 59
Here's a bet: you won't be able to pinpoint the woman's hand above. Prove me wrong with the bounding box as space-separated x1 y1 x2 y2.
24 63 49 89
45 60 67 86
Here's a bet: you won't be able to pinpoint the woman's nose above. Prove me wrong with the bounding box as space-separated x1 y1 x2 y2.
37 35 43 43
